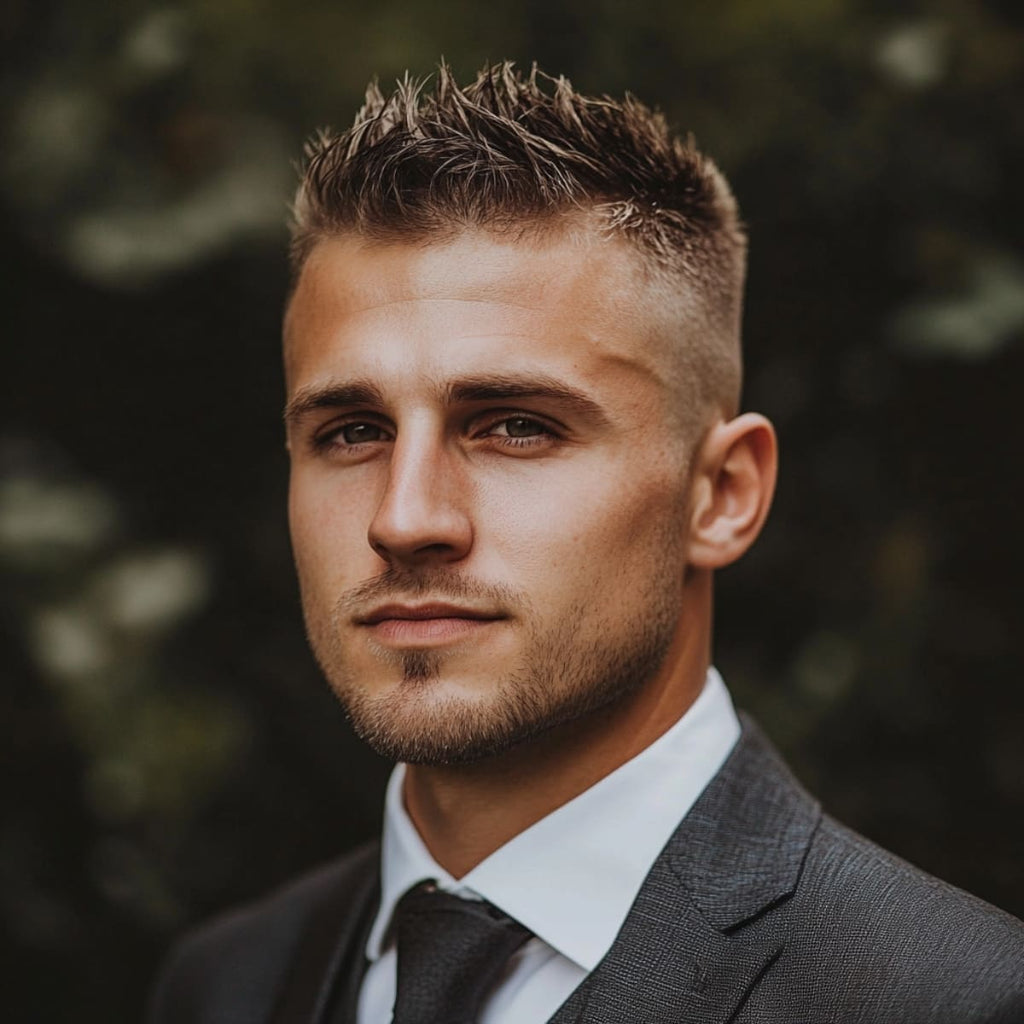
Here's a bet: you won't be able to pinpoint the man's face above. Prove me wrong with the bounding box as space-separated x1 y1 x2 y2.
284 229 700 764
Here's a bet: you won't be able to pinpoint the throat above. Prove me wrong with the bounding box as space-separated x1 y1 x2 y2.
401 666 705 878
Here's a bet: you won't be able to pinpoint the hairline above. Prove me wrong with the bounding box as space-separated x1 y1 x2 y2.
283 214 741 431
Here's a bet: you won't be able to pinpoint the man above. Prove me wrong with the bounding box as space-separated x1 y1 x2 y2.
150 63 1024 1023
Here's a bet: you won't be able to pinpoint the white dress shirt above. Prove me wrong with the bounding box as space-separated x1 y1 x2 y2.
357 667 741 1024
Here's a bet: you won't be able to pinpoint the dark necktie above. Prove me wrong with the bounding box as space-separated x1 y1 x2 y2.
391 881 532 1024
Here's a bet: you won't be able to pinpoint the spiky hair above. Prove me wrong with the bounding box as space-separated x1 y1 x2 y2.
290 62 746 412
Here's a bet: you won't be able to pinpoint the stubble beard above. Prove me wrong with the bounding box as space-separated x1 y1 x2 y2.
303 560 683 767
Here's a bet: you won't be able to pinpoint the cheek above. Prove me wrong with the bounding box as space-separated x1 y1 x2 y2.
288 473 375 582
474 462 687 588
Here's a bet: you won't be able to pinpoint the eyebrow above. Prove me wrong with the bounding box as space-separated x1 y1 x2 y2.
283 373 609 426
445 374 609 422
284 380 386 425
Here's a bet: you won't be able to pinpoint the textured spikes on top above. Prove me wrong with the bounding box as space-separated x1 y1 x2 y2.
290 60 744 310
288 59 746 421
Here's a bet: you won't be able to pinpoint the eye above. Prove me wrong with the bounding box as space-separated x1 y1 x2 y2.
338 422 386 445
493 416 549 439
476 413 559 451
311 418 392 455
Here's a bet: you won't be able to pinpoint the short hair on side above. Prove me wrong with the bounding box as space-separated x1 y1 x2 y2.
290 62 746 417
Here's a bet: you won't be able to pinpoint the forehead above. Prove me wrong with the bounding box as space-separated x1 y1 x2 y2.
283 230 672 401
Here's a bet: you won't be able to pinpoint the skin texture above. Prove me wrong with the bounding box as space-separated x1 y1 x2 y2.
284 229 777 876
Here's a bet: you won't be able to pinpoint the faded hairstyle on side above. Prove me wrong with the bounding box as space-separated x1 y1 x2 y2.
290 62 746 416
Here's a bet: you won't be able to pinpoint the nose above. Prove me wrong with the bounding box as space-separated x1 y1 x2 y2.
367 431 473 567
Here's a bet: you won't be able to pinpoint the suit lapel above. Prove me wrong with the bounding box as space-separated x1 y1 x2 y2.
549 716 821 1023
269 842 380 1024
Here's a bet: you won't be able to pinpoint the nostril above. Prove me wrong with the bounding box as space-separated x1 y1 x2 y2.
366 455 473 564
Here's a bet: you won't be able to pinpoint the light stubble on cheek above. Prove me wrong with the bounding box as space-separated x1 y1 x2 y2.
300 491 689 766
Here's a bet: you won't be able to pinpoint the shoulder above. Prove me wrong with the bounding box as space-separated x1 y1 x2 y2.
766 808 1024 1019
808 814 1024 963
699 718 1024 1020
147 840 379 1024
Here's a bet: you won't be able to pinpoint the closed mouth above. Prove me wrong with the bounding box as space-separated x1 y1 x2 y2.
357 603 503 625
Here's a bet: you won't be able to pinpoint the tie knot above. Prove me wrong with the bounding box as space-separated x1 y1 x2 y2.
391 882 532 1024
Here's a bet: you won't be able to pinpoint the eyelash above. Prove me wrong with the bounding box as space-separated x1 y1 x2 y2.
311 412 558 454
477 414 557 448
310 419 390 454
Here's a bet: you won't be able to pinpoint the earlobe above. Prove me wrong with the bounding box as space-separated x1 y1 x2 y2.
687 413 778 570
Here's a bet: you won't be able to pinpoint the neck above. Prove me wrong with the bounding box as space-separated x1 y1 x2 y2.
402 572 713 878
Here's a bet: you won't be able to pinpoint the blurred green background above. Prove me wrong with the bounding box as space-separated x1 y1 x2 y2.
3 0 1023 1019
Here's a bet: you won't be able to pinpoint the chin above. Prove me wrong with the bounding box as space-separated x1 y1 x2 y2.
339 686 540 766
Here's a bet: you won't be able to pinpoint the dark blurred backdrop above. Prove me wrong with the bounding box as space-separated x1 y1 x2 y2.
3 1 1023 1020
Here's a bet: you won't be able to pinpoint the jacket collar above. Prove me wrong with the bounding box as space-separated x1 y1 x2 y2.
667 712 821 932
269 842 379 1024
548 714 821 1023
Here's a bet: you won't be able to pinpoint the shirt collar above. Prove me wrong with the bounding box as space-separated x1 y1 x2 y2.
366 667 740 971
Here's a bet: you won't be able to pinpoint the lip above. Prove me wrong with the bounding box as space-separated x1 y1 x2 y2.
357 603 504 647
358 602 501 625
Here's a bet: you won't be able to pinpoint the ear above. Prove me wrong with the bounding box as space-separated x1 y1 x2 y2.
687 413 777 570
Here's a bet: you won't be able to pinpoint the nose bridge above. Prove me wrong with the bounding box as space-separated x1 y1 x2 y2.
368 413 472 564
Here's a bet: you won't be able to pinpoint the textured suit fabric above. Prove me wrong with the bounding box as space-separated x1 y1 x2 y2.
148 716 1024 1023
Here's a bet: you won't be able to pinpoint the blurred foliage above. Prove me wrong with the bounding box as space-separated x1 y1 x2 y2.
2 0 1024 1019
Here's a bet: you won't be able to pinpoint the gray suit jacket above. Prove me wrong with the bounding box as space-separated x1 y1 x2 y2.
150 716 1024 1022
